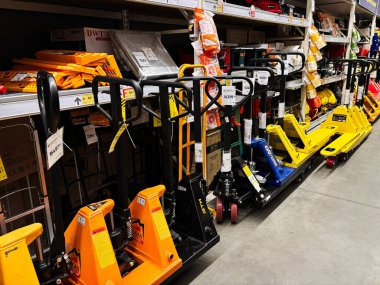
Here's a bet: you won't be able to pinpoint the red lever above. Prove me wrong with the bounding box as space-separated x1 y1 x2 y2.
0 86 6 95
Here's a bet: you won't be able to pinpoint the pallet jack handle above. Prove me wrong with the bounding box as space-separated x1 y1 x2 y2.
92 76 143 125
91 76 143 233
36 71 70 281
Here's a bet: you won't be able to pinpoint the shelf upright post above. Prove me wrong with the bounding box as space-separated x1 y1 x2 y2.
300 0 314 121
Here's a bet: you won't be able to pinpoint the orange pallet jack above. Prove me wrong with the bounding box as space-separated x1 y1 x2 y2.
0 73 180 285
65 76 182 285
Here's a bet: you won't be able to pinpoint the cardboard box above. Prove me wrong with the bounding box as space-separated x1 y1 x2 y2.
206 130 221 186
51 27 114 54
227 28 248 45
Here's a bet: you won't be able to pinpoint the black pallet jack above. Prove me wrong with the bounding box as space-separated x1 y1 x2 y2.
140 78 221 281
208 66 275 223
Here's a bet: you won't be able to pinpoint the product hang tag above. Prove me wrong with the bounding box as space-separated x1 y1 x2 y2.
278 102 285 118
357 86 364 100
46 127 64 169
221 151 232 172
243 119 253 145
194 142 203 163
83 124 98 145
109 123 128 153
222 85 236 106
132 52 150 67
258 112 267 130
0 156 7 182
242 80 251 95
257 71 270 85
216 0 224 12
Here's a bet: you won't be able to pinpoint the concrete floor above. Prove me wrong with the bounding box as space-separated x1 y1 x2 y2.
174 122 380 285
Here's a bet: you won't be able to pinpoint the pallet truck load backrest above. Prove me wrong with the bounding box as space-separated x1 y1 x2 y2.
0 223 43 285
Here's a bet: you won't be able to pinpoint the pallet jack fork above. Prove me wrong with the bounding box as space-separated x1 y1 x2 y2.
141 77 220 281
320 59 372 167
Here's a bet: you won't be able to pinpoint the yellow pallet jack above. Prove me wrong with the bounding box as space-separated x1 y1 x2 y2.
320 59 372 167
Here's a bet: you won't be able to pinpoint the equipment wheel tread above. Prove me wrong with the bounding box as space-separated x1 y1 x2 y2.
230 202 238 224
216 197 224 223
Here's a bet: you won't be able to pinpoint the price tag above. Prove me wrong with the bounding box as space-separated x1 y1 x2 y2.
121 87 135 100
132 52 150 67
167 0 179 3
301 15 305 24
278 102 285 118
195 142 203 163
217 0 223 12
0 156 7 182
257 71 269 85
259 112 266 129
289 15 293 23
82 94 94 105
221 151 232 172
142 47 158 61
46 127 64 169
243 119 252 145
357 86 364 100
83 124 98 145
249 5 255 17
222 85 236 106
242 80 251 95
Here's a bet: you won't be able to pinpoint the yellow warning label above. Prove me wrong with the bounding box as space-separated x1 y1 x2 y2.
216 3 223 13
226 79 232 86
92 228 116 269
242 165 261 191
152 207 171 240
82 94 95 105
109 123 128 153
0 156 7 182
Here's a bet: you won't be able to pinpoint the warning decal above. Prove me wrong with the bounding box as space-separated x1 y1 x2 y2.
151 207 171 240
92 227 116 269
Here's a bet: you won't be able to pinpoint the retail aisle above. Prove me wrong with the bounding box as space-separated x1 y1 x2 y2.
174 122 380 285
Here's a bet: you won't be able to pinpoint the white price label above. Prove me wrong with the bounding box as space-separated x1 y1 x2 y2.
242 80 251 95
259 112 267 130
187 114 194 123
195 142 202 163
257 71 270 85
221 151 232 172
349 92 354 106
278 102 285 118
142 47 158 61
46 127 64 169
222 85 236 105
132 52 150 67
244 119 252 145
83 124 98 145
357 86 364 100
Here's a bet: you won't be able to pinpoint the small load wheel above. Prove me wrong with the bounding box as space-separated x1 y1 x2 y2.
230 202 238 224
326 157 336 168
216 197 224 223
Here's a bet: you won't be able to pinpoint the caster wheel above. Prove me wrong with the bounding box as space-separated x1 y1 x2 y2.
216 197 224 223
230 203 238 224
326 157 336 168
341 153 349 161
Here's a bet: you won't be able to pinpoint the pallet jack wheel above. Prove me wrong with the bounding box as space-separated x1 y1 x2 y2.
341 153 349 162
230 202 238 224
216 197 224 223
326 157 336 168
